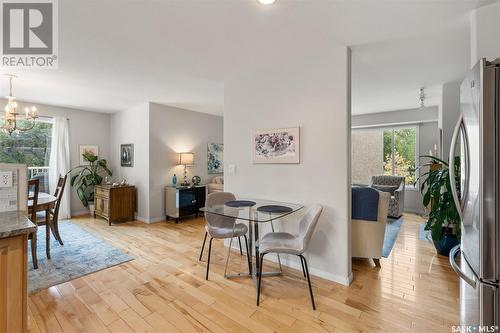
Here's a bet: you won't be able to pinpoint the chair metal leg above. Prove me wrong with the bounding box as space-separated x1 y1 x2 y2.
270 221 282 272
224 237 234 277
257 253 266 306
199 232 207 261
205 237 213 280
30 232 38 269
299 255 306 278
243 235 251 274
238 236 243 255
299 255 316 310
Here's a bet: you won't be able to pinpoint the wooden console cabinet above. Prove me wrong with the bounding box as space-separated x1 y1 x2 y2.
165 186 206 223
94 185 136 225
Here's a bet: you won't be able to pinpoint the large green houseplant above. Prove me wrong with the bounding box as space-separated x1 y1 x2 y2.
68 153 112 213
417 155 461 255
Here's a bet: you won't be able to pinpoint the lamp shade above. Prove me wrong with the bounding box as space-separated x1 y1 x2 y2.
177 152 194 165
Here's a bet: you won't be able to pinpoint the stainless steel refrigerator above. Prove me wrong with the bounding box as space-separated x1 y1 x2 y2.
449 58 499 327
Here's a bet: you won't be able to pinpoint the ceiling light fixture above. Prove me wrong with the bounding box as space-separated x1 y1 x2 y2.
258 0 276 5
1 74 39 136
418 87 425 109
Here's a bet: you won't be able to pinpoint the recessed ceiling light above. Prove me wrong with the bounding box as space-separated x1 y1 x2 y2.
258 0 276 5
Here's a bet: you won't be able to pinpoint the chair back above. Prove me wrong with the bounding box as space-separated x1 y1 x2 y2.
205 192 237 230
52 175 67 222
299 204 323 251
54 175 66 198
28 179 40 222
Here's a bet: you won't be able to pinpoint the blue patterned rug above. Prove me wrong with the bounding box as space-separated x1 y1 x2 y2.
382 217 404 258
28 221 133 293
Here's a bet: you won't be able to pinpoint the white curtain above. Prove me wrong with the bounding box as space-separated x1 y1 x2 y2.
49 117 71 219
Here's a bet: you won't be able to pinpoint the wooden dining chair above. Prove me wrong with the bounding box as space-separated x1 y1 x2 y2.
28 179 39 269
37 175 67 246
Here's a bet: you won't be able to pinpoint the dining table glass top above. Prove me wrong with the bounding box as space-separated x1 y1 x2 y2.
200 198 303 223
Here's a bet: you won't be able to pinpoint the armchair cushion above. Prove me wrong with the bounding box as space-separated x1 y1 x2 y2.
352 187 379 221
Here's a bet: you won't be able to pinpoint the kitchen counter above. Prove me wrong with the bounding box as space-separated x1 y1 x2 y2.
0 211 36 239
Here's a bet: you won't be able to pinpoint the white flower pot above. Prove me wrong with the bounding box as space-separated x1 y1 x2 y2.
89 203 95 217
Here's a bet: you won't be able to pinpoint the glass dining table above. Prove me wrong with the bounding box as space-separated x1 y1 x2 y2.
200 198 303 288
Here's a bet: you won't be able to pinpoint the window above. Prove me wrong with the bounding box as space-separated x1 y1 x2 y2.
383 127 417 186
351 126 417 187
0 119 52 192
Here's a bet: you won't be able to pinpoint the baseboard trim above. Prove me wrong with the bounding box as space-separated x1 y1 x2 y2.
71 210 90 217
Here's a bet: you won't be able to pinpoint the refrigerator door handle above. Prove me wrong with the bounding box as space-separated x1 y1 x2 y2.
450 245 477 288
449 113 469 221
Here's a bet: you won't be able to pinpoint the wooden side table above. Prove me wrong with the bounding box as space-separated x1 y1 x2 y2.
94 185 136 225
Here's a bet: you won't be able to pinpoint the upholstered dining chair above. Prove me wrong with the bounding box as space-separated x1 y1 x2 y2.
28 179 40 269
257 204 323 310
36 175 67 245
199 192 252 280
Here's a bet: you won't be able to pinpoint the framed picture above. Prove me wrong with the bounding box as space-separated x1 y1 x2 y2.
121 144 134 167
253 127 300 164
207 143 223 174
79 145 99 165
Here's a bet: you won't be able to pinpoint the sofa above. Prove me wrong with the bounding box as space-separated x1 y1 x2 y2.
369 175 405 218
206 176 224 194
351 188 390 267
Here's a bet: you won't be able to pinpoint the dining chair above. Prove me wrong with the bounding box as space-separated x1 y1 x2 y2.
200 192 252 280
257 204 323 310
28 179 40 269
36 175 67 245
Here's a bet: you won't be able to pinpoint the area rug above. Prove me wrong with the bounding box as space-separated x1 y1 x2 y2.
28 221 133 293
382 217 404 258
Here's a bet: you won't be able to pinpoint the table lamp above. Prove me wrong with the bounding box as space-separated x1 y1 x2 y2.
177 152 194 186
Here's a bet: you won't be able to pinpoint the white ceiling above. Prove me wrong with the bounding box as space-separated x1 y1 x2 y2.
0 0 494 115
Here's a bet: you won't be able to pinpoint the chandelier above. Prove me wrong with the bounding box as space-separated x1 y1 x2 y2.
2 74 38 136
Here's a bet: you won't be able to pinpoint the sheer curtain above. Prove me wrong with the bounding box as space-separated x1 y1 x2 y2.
49 117 71 219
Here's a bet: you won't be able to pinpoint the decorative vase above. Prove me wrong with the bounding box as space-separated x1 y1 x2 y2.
433 233 459 256
172 174 177 186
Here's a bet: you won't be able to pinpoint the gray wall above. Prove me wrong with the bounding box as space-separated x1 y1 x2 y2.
110 103 151 221
109 102 223 222
352 107 439 214
1 99 112 216
149 103 223 222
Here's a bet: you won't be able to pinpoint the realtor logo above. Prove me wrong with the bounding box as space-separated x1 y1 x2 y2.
1 0 58 68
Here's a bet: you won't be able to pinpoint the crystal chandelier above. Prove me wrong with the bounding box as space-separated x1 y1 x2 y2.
1 74 38 136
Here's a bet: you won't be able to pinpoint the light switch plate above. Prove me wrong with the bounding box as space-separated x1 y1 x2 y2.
0 171 13 188
228 164 236 175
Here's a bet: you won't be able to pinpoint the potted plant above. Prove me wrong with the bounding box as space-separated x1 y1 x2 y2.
417 155 461 256
68 152 112 216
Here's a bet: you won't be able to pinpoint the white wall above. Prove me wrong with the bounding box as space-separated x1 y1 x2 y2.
149 103 223 222
110 103 150 221
2 99 112 216
439 81 461 161
224 47 352 285
471 2 500 66
351 107 439 214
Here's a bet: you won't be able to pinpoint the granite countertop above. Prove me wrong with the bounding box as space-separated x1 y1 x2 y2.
0 211 36 238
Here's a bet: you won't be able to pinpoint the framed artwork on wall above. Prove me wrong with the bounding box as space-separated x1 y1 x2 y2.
121 144 134 167
207 143 223 174
253 127 300 164
79 145 99 165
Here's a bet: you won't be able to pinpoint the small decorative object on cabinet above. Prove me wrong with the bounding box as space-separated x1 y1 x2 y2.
165 185 206 223
94 185 136 226
192 175 201 186
172 174 177 186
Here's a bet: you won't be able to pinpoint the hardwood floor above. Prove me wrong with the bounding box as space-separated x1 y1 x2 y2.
28 214 459 333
